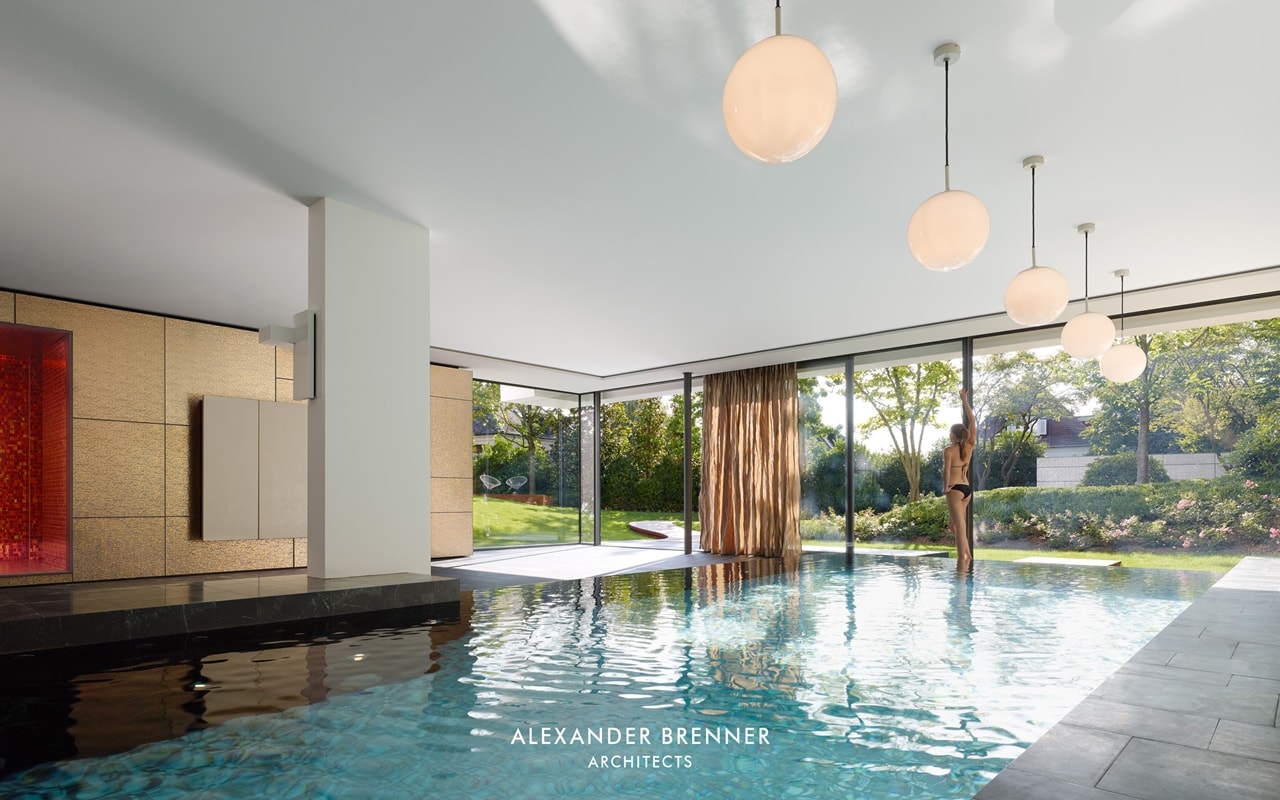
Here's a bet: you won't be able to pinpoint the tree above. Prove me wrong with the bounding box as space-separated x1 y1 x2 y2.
973 351 1085 489
851 360 957 503
471 380 569 496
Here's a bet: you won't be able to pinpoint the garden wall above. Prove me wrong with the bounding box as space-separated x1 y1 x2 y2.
1038 453 1225 487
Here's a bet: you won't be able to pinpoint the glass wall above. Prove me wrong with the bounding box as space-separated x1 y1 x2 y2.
971 306 1280 560
599 382 700 547
845 343 966 549
472 381 582 548
797 360 848 547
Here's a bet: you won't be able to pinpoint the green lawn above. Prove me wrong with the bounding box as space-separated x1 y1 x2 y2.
807 540 1247 573
472 498 1248 572
472 497 698 548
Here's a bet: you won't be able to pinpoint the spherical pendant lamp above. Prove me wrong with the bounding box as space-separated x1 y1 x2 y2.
1100 343 1147 383
1004 156 1069 326
723 1 837 164
1099 269 1147 383
908 44 990 271
1060 223 1116 359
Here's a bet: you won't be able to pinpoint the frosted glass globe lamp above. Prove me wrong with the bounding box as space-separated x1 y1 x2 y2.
1061 311 1116 359
908 44 989 271
1004 265 1070 326
1100 342 1147 383
722 8 836 164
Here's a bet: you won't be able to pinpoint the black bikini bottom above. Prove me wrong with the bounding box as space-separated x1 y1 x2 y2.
949 484 972 499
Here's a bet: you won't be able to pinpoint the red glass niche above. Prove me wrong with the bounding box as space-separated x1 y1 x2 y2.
0 323 71 574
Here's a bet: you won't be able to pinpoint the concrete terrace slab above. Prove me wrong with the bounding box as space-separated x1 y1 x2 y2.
1016 556 1122 567
805 545 949 558
976 556 1280 800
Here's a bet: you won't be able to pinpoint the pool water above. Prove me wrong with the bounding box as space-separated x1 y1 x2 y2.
0 554 1218 798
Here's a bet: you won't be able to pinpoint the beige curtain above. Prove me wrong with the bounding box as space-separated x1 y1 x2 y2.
700 363 801 557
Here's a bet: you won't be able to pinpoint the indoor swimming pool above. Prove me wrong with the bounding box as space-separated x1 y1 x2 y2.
0 554 1218 798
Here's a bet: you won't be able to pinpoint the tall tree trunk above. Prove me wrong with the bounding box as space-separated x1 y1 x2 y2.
904 451 920 503
1135 335 1152 485
1136 392 1150 484
527 447 537 494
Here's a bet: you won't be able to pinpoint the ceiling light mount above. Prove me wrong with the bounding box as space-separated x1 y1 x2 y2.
1004 155 1069 325
907 42 990 271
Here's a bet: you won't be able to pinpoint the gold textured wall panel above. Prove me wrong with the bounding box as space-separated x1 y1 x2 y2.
74 419 165 517
430 397 473 478
165 518 294 576
294 537 307 567
0 573 73 588
431 477 473 514
275 378 305 405
276 345 294 379
166 425 194 517
0 292 13 323
73 518 166 581
430 365 473 401
17 295 164 423
165 318 275 424
430 512 473 558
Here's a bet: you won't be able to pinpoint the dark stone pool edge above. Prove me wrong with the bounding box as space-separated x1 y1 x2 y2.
0 570 460 655
975 556 1280 800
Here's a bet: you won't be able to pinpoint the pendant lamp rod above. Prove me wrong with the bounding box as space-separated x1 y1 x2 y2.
775 0 781 35
1115 268 1130 334
944 54 950 189
933 43 961 191
1024 155 1044 268
1078 222 1095 312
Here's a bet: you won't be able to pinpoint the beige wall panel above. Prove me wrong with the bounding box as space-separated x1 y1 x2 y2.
294 537 307 567
202 396 259 541
431 477 472 514
74 419 164 517
165 518 294 576
430 512 473 558
166 425 194 517
430 397 473 478
258 401 307 539
18 296 164 423
73 518 166 581
430 365 473 401
276 345 294 379
165 319 275 424
0 292 14 323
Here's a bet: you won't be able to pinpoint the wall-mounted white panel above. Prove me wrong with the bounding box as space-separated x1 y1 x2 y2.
259 401 307 539
202 396 259 541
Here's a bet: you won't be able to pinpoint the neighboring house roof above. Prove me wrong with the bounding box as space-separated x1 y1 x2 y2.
1045 416 1090 450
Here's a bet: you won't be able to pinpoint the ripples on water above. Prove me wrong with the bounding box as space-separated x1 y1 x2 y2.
0 554 1217 798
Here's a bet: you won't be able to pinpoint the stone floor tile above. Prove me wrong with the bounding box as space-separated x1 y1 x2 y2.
1170 652 1280 681
1000 724 1130 787
1059 696 1217 749
1092 672 1278 725
1099 736 1280 800
976 767 1135 800
1117 660 1230 687
1210 719 1280 764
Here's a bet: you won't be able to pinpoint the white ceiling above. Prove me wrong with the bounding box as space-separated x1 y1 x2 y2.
0 0 1276 389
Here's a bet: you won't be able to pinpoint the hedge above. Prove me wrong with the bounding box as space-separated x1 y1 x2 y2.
812 476 1280 552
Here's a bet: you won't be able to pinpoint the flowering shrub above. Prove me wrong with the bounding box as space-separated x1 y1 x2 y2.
850 476 1280 552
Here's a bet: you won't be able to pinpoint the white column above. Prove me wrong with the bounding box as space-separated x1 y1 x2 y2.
307 198 431 578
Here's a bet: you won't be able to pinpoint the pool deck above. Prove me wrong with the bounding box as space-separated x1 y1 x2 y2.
976 555 1280 800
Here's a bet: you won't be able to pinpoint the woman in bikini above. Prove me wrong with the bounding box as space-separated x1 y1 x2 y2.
944 388 976 567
